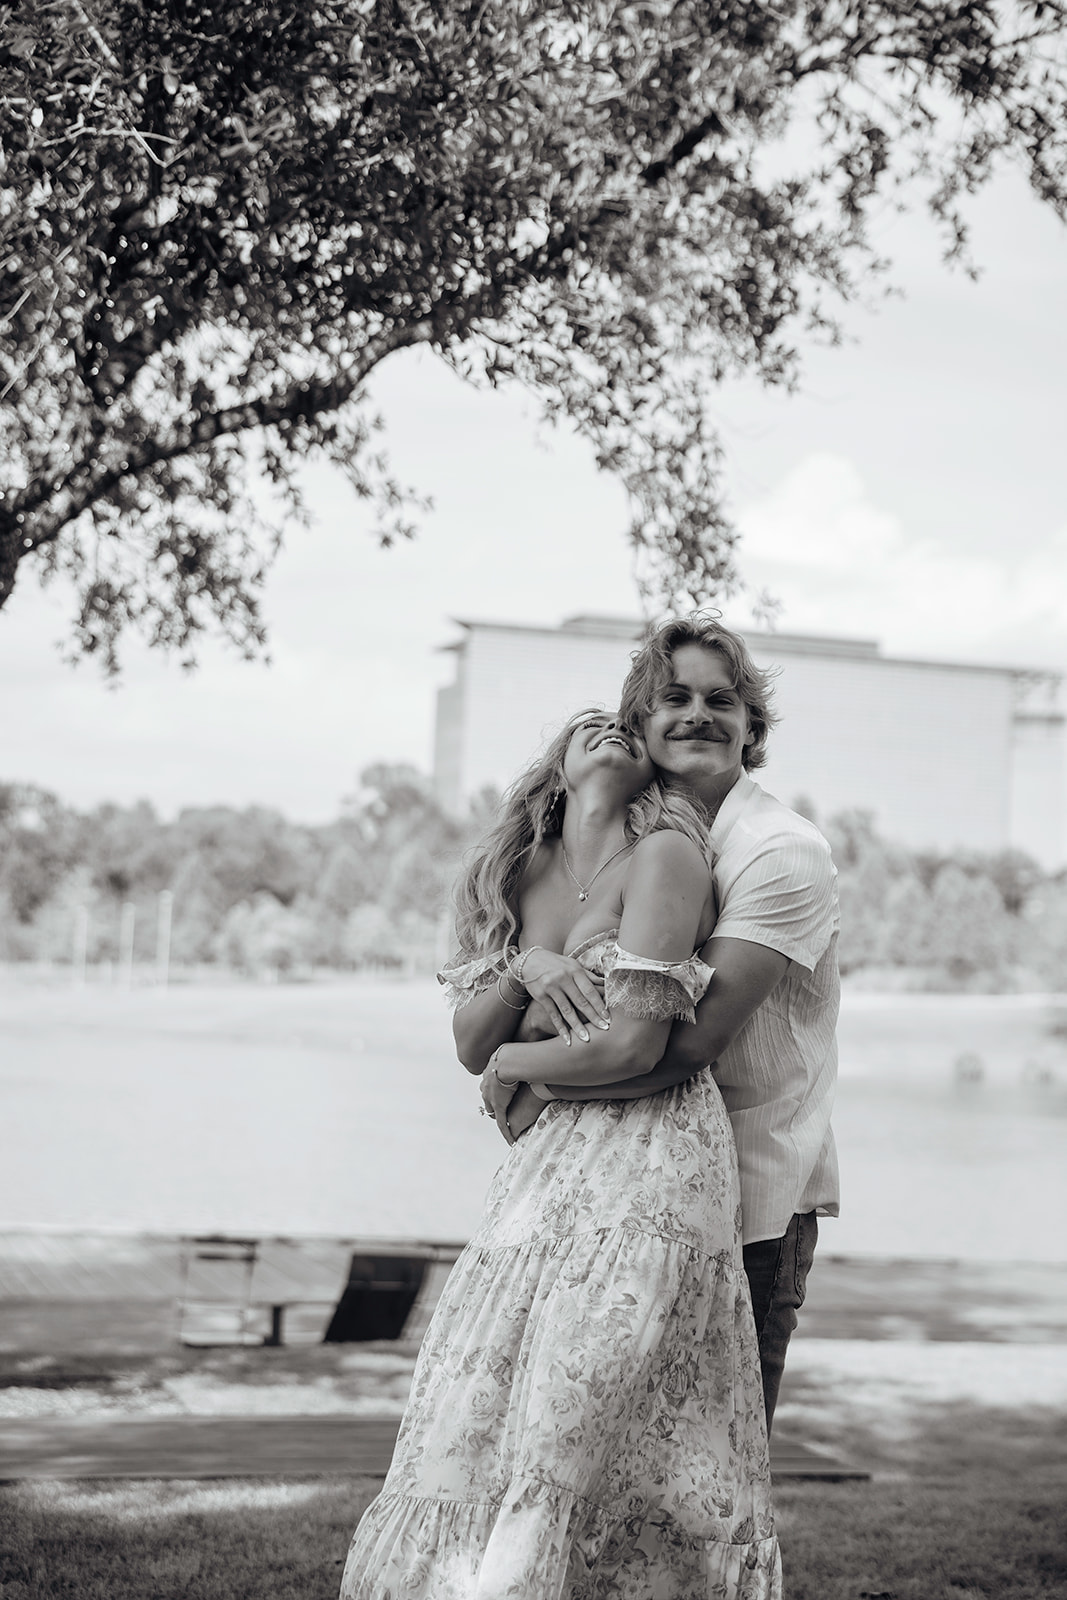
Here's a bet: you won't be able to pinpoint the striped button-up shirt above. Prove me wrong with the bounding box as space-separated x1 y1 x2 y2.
708 775 841 1245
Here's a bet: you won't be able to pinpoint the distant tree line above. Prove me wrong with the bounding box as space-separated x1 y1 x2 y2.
822 809 1067 992
0 768 491 978
0 776 1064 990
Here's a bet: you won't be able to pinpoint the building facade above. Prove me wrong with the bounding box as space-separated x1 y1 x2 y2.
433 615 1066 869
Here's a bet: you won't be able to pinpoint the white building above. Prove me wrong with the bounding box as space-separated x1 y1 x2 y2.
433 615 1066 869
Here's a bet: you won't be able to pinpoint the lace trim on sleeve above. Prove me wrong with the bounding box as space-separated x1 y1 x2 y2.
604 945 714 1024
436 948 517 1011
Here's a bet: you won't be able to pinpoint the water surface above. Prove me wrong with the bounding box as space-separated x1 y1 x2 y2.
2 977 1064 1259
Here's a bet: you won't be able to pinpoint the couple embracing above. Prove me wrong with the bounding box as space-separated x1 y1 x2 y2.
342 615 840 1599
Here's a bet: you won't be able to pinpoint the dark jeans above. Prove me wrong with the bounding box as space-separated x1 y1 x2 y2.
742 1211 819 1432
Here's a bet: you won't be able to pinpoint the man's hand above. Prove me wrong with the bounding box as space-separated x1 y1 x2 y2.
480 1064 520 1142
515 999 558 1043
502 1083 551 1143
480 1070 550 1145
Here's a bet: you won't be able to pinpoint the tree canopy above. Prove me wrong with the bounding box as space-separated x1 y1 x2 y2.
3 0 1066 668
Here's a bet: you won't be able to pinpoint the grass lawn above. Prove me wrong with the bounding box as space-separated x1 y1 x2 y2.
1 1475 376 1600
775 1403 1067 1600
4 1399 1066 1599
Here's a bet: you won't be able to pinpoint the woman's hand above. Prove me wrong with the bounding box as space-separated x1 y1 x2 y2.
517 949 609 1045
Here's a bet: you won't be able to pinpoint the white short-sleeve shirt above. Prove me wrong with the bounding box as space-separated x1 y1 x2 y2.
707 774 841 1245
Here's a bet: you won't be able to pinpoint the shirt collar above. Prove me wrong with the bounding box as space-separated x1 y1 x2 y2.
707 771 758 857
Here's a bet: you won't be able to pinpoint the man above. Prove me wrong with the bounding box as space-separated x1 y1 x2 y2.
489 615 840 1427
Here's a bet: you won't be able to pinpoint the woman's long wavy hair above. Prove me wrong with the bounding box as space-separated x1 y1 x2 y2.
452 710 715 961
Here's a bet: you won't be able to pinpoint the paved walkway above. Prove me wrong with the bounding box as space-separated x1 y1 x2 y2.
3 1234 1066 1353
10 1233 1065 1492
0 1415 866 1482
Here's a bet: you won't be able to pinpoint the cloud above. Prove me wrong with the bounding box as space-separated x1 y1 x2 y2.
733 452 1067 671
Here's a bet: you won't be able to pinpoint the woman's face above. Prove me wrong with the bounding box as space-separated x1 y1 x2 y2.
560 712 654 800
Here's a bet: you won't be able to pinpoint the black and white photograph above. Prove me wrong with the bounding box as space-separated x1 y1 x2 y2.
2 3 1066 1597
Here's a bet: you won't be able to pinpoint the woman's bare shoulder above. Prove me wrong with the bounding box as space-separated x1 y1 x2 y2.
630 829 709 876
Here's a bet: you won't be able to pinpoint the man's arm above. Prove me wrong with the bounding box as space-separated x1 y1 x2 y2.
544 936 789 1100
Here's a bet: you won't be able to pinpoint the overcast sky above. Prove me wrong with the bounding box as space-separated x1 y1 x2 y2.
2 171 1064 822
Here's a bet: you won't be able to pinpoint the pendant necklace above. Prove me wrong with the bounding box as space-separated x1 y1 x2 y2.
560 839 634 901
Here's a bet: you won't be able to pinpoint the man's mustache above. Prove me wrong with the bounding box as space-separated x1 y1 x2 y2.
666 727 722 742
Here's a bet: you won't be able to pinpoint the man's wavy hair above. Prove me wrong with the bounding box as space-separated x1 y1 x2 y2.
453 710 714 961
619 614 779 772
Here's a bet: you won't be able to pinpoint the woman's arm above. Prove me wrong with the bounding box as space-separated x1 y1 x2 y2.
489 831 711 1091
451 971 528 1075
452 948 610 1074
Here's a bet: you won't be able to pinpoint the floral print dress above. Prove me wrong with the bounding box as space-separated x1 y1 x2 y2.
339 933 781 1600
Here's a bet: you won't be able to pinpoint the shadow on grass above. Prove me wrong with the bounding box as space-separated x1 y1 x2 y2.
2 1403 1066 1600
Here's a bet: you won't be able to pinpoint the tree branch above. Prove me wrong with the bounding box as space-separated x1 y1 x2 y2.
641 109 731 187
12 322 435 553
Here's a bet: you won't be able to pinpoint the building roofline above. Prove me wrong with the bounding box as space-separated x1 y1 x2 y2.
441 615 1062 686
446 616 638 641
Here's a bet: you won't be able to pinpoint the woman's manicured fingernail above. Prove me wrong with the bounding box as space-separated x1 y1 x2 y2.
578 1029 589 1042
596 1020 610 1030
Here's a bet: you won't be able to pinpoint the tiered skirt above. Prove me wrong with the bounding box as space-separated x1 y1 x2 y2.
341 1077 781 1599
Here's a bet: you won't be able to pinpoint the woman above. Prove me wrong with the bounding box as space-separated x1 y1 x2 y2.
340 711 781 1600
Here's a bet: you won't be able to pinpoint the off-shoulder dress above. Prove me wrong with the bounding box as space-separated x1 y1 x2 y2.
339 932 781 1600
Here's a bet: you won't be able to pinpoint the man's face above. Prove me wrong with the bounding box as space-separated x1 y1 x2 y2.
641 644 754 793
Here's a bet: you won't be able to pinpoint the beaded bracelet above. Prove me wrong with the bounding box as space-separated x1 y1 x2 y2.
510 945 543 987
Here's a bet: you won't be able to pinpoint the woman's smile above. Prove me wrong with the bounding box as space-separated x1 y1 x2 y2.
568 715 652 779
590 730 639 756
